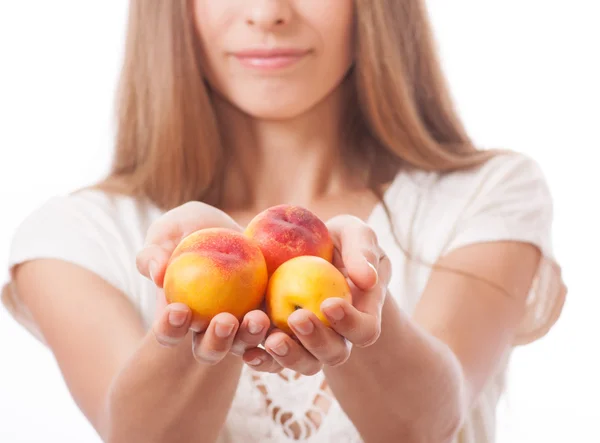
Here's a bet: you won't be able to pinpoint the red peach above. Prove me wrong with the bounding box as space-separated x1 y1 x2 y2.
244 204 334 275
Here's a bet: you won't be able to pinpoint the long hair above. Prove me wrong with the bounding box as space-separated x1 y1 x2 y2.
96 0 563 347
99 0 497 210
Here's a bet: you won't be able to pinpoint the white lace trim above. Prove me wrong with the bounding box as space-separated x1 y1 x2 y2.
222 367 360 443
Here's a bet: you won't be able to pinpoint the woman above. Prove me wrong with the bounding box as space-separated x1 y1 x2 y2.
2 1 566 442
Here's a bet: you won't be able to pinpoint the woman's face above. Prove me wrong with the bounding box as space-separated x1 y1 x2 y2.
193 0 355 120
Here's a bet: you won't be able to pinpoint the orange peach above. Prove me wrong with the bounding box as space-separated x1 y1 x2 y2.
266 255 352 335
163 228 268 324
244 204 334 275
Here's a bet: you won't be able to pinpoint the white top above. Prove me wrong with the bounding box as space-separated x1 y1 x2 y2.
2 152 566 443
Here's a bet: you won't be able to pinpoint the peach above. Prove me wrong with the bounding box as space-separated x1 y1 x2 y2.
163 227 268 324
266 255 352 335
244 204 334 275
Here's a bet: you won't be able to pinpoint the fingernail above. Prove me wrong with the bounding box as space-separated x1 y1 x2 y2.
366 260 379 287
324 304 345 321
149 261 158 283
247 320 264 335
270 341 289 357
168 306 188 327
215 322 235 338
291 318 314 335
247 357 263 366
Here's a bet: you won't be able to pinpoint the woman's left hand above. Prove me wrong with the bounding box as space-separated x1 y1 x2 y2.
242 215 392 375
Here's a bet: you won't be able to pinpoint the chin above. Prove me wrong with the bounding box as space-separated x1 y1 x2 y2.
208 76 343 122
227 89 322 121
236 101 314 121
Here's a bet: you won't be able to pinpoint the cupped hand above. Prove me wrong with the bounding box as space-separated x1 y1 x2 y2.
243 214 392 375
135 202 272 365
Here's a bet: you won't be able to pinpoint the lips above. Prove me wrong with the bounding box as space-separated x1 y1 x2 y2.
231 48 311 70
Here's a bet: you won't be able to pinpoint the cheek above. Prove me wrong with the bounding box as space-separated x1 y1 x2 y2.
192 1 234 84
311 1 355 67
193 0 236 33
315 6 354 76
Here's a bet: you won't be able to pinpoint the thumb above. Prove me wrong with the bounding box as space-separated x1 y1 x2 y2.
152 298 192 347
154 288 169 318
345 248 379 291
137 243 173 288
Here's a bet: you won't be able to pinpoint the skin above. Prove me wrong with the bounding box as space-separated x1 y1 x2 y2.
13 1 542 442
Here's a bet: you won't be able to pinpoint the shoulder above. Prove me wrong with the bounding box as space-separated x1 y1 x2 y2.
377 151 556 261
380 152 565 345
385 152 552 220
12 189 160 247
403 151 549 199
4 189 163 338
24 188 158 226
442 151 549 197
8 189 161 292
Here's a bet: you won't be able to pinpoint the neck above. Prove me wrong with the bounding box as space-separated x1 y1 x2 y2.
213 84 361 211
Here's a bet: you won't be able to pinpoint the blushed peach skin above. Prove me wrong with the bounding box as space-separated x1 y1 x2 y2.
163 228 268 324
244 204 334 275
266 255 352 335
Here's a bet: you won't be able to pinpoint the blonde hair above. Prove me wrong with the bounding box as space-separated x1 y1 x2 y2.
95 0 564 347
98 0 498 210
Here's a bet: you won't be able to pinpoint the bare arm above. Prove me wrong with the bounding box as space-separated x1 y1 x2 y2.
14 259 244 442
235 215 555 442
13 202 273 443
324 241 544 442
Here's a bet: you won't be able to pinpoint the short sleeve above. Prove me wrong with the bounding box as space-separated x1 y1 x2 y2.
2 194 130 343
444 153 567 345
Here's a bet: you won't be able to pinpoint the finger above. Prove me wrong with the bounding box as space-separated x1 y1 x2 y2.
264 330 322 376
320 297 381 347
376 253 392 288
152 302 192 347
137 244 173 287
153 286 207 333
327 215 380 291
137 202 242 286
230 310 271 356
193 312 239 365
146 201 242 247
287 309 351 367
331 247 349 278
153 288 169 318
242 347 283 373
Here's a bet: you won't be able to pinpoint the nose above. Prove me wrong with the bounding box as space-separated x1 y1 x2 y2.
245 0 292 30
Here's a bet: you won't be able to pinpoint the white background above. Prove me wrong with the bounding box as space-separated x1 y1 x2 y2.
1 1 599 442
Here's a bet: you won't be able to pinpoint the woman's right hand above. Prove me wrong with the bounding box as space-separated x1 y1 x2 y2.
136 202 274 367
